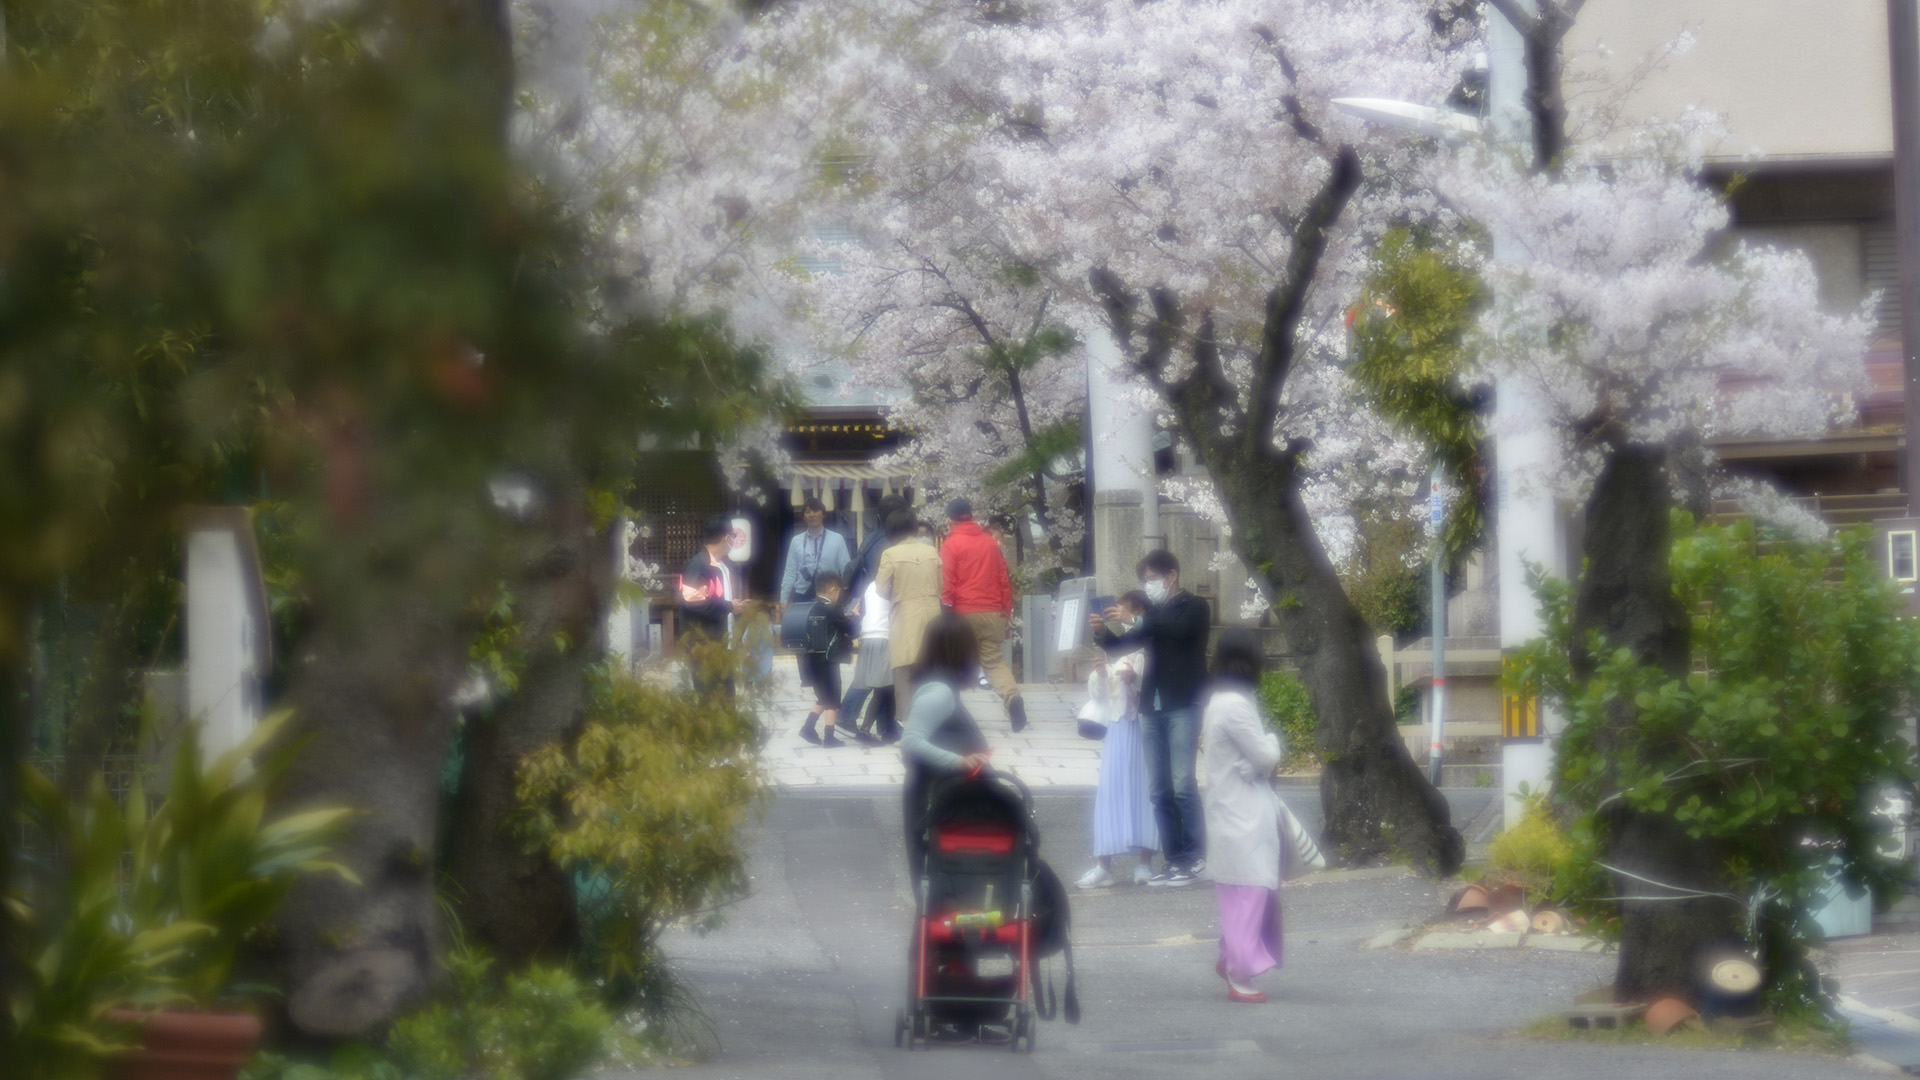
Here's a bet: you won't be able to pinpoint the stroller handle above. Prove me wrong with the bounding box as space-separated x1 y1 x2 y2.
925 767 1034 814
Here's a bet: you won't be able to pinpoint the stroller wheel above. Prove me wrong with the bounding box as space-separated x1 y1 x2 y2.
1014 1009 1035 1054
894 1008 907 1049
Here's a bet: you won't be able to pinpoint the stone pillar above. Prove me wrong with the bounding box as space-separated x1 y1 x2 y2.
1159 502 1218 599
606 519 639 671
1085 324 1160 546
1091 488 1146 597
185 508 268 761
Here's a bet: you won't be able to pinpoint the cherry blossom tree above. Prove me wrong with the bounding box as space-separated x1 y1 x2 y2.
954 0 1476 873
1446 0 1873 1002
796 37 1091 574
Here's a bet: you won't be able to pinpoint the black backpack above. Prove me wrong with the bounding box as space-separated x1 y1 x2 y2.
1028 858 1080 1024
804 604 850 661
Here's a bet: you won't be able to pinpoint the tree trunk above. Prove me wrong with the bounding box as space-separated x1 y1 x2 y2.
444 504 609 966
0 606 30 1050
1207 451 1464 876
265 602 466 1040
1570 444 1739 1003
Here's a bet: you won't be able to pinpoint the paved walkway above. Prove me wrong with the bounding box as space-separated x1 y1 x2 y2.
615 788 1883 1080
757 654 1100 790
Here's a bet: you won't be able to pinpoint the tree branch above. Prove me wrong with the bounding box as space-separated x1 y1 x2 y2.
1250 144 1361 453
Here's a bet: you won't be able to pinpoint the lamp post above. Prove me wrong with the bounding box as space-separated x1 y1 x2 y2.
1333 0 1565 824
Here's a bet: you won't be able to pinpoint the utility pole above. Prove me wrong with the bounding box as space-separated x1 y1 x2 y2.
1428 464 1448 787
1892 0 1920 515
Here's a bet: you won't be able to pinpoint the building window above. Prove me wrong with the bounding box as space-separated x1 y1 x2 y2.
1890 530 1917 583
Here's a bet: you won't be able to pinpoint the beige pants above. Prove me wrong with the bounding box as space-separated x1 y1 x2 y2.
961 611 1021 705
894 665 915 716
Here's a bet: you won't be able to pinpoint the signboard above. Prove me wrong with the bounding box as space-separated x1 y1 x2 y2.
1054 577 1095 654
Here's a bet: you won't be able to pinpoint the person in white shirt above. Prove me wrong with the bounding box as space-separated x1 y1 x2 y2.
1074 591 1160 889
844 576 898 743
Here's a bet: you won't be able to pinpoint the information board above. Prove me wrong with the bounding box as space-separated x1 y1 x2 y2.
1053 577 1095 654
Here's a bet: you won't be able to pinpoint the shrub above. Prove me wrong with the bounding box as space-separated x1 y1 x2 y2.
1486 795 1572 895
11 712 352 1080
243 935 640 1080
514 660 764 1012
1257 670 1318 772
385 944 622 1080
1510 515 1920 1010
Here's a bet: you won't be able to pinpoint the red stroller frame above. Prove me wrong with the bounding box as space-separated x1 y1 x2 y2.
896 771 1039 1053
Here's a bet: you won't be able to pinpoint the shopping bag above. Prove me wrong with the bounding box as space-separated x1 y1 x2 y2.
1276 794 1326 880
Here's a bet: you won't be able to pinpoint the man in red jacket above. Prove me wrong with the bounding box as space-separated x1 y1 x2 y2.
940 497 1027 732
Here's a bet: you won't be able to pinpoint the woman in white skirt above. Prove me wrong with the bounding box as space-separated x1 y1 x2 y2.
1076 591 1159 889
848 576 899 742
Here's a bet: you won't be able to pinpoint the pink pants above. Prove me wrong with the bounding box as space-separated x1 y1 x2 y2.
1215 883 1283 982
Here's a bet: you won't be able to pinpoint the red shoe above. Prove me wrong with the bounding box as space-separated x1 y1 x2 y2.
1227 986 1268 1004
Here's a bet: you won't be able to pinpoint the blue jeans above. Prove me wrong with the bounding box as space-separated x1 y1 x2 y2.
1141 706 1204 867
839 684 871 725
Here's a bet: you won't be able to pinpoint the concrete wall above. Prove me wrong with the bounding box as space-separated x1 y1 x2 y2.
1571 0 1902 161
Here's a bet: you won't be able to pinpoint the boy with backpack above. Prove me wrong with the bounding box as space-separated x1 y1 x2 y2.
798 570 856 747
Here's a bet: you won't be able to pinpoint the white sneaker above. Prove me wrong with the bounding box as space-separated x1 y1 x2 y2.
1074 865 1115 890
1131 863 1153 886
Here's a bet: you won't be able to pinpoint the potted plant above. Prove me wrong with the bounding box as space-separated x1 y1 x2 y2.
10 711 355 1080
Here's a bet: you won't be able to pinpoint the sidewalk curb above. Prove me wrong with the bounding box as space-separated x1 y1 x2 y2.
1842 996 1920 1075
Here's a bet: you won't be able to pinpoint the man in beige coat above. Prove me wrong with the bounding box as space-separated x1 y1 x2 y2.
875 508 942 709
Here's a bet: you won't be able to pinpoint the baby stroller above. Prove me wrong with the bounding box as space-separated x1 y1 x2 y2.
897 771 1070 1053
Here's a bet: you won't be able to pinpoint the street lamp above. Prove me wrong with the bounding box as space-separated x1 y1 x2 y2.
1330 98 1483 138
1332 9 1564 825
1332 96 1481 790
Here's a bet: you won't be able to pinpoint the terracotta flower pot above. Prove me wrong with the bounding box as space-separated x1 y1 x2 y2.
1448 884 1490 915
105 1009 263 1080
1485 882 1527 916
1486 909 1531 933
1644 996 1703 1036
1531 908 1571 934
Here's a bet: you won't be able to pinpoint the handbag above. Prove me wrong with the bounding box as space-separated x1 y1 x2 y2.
1275 792 1326 880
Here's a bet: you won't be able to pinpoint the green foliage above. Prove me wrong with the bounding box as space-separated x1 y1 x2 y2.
386 941 624 1080
1392 684 1421 723
1510 515 1920 1003
1339 504 1429 635
1350 229 1489 558
985 416 1084 489
11 778 213 1080
243 934 641 1080
514 658 765 1012
1257 670 1319 772
1486 795 1573 895
10 711 353 1079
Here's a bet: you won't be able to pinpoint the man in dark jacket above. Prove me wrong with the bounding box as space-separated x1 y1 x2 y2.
845 493 907 599
1089 549 1210 885
680 514 746 645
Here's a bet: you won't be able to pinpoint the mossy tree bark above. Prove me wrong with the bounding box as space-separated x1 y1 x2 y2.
269 598 469 1038
1569 444 1740 1002
444 495 610 966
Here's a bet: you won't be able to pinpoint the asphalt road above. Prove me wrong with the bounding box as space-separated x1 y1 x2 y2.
614 788 1883 1080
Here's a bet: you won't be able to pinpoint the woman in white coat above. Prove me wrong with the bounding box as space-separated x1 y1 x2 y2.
1201 628 1283 1003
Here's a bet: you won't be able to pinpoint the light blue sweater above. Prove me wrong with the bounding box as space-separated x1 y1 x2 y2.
777 526 851 602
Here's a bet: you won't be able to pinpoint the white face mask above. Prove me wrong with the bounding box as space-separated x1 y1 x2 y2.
1142 578 1169 605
